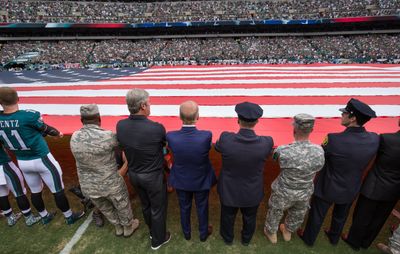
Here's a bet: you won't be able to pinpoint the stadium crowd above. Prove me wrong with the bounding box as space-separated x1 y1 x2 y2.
0 0 399 23
1 34 399 69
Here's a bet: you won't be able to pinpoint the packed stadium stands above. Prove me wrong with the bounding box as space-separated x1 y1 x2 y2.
1 34 399 69
0 0 399 23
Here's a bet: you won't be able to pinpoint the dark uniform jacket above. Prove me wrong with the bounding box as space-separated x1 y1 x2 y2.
215 128 273 207
314 127 379 204
361 131 400 201
167 126 216 191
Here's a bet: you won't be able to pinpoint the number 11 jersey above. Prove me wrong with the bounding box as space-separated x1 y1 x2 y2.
0 109 50 160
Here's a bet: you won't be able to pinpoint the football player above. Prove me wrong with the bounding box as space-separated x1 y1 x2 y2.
0 144 41 226
0 87 84 225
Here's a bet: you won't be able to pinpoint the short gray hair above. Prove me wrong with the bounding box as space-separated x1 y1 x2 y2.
126 89 149 114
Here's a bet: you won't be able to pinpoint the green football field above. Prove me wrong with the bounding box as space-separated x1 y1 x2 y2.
0 137 397 254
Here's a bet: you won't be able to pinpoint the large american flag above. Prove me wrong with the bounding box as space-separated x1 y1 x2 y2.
4 64 400 145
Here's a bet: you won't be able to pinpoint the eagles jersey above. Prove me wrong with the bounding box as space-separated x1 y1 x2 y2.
0 110 50 160
0 146 12 164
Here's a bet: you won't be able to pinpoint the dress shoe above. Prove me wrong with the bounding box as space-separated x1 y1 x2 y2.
376 243 393 254
223 240 233 246
279 224 292 242
297 229 313 247
263 227 277 244
241 241 250 246
184 233 191 241
200 225 213 242
324 229 338 245
341 234 360 251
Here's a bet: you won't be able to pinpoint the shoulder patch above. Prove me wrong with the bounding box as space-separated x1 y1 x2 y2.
322 136 329 146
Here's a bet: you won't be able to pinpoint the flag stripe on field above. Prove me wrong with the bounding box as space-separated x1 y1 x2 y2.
15 87 400 97
12 82 400 91
6 78 400 87
18 95 400 105
8 64 400 145
19 104 400 118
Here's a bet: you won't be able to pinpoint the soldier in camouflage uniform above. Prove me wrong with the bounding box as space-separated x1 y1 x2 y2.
264 114 325 244
70 104 139 237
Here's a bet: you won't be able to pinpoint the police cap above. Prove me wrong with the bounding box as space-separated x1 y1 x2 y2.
235 102 263 122
339 98 377 118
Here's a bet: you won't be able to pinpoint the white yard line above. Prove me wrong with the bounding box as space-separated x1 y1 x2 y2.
59 211 93 254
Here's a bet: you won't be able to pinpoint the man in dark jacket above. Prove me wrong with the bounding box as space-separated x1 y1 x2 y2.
215 102 274 246
167 100 216 242
343 118 400 251
116 88 170 250
299 98 379 246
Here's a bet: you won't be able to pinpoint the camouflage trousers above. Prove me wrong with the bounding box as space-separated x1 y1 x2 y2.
265 190 310 233
91 186 133 227
390 226 400 254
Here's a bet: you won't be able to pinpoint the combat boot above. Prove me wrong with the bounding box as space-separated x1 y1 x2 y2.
123 218 139 237
92 210 104 227
279 224 291 241
264 227 277 244
115 224 124 237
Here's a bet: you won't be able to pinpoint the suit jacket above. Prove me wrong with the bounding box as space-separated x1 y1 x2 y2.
361 131 400 201
215 128 274 207
166 126 216 191
314 127 379 204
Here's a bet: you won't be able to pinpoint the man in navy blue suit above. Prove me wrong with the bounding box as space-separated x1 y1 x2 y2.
215 102 274 246
166 100 216 242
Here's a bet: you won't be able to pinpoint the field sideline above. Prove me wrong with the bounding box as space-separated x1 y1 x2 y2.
0 137 398 254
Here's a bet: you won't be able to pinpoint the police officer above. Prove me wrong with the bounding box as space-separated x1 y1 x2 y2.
298 98 379 246
70 104 139 237
264 114 324 244
342 118 400 250
215 102 274 246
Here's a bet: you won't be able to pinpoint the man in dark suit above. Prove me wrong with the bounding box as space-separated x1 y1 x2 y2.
215 102 274 246
166 100 216 242
116 88 170 250
299 98 380 246
342 118 400 251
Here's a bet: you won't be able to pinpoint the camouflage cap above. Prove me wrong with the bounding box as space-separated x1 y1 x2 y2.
293 113 315 130
80 104 99 118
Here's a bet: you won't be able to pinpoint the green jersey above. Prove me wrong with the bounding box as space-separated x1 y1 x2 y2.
0 146 12 164
0 110 50 160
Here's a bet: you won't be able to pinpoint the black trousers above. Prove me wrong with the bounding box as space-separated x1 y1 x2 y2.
220 203 259 244
129 170 168 247
346 194 397 249
302 195 352 246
